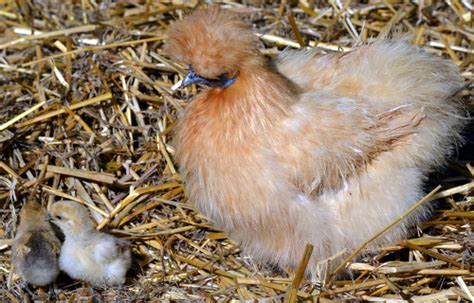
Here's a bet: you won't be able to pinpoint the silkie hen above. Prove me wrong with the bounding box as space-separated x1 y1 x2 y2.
49 201 131 287
164 7 466 276
12 199 61 286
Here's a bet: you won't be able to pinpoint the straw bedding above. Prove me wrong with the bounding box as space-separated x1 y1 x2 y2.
0 0 472 301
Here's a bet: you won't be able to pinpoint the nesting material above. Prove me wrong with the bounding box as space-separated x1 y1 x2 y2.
0 1 472 301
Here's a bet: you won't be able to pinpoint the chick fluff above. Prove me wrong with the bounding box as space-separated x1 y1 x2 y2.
165 8 466 275
49 201 131 287
12 199 61 286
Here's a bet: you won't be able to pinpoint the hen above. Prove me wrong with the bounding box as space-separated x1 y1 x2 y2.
164 7 466 276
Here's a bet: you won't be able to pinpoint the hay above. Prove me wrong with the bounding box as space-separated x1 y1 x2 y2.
0 0 472 301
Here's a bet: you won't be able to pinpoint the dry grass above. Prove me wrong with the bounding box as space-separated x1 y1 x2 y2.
0 0 472 301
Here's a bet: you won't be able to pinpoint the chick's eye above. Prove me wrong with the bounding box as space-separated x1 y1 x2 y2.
56 215 63 220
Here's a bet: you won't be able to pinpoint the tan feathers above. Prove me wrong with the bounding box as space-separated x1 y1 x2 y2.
165 8 466 276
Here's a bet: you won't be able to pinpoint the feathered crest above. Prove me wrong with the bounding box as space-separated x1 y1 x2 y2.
165 7 262 79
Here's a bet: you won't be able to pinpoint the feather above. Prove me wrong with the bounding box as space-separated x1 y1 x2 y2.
49 201 131 287
12 199 61 286
164 7 467 277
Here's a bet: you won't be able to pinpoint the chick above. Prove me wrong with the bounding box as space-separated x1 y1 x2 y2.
49 201 131 287
164 8 466 276
12 199 61 286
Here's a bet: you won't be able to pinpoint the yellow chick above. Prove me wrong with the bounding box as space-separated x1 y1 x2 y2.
12 199 61 286
165 7 467 276
49 201 131 287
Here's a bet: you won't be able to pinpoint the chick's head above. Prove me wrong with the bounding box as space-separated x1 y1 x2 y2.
165 7 262 86
20 199 45 219
49 201 95 235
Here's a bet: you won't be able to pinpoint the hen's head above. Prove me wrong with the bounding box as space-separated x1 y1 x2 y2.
165 7 262 88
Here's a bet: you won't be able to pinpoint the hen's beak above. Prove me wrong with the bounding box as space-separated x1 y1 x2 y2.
180 65 237 88
181 68 209 88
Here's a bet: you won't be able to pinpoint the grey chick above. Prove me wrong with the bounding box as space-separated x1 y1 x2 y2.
11 199 61 286
49 201 131 287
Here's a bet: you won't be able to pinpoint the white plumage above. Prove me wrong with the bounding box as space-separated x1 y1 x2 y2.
49 201 131 287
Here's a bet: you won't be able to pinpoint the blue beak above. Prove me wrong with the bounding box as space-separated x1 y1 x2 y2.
180 65 236 89
181 68 210 88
